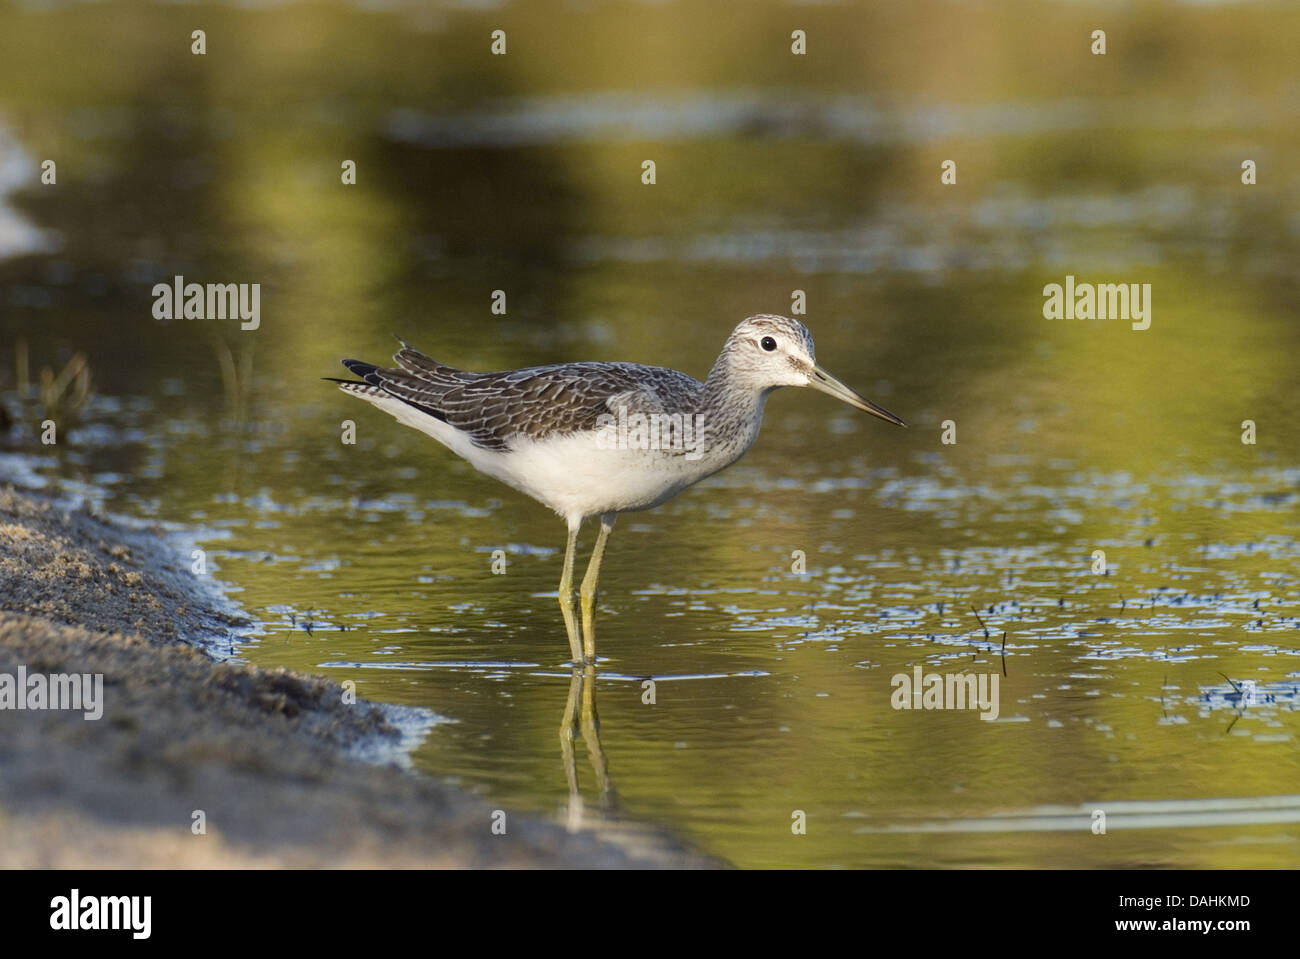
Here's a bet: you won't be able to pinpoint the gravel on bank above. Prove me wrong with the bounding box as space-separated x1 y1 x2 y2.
0 484 721 868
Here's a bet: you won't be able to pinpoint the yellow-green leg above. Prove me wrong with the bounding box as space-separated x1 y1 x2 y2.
579 512 617 663
558 523 582 664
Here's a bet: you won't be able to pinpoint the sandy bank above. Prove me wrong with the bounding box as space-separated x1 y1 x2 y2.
0 484 719 868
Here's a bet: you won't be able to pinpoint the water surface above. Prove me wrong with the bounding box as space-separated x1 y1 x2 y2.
1 0 1298 868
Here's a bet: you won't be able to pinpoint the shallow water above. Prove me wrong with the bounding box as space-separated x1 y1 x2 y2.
2 0 1298 868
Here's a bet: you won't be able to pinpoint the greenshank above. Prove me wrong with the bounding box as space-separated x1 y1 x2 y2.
332 314 904 664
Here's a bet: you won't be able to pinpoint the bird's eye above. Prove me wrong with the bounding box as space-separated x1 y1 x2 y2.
760 336 777 352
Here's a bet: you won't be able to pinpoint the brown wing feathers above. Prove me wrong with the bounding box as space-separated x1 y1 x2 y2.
334 344 703 452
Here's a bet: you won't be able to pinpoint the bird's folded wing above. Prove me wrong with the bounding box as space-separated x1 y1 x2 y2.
358 345 703 451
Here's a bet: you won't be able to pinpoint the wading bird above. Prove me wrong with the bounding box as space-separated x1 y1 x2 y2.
331 314 904 664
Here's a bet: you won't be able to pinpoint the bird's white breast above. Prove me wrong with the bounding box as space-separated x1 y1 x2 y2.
492 429 721 523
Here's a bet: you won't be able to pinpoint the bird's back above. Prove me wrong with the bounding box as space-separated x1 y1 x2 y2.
337 344 705 453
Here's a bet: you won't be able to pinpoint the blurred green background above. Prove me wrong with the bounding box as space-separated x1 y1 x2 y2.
1 0 1298 867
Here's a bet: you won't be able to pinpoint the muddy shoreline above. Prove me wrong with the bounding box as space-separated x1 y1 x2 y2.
0 483 720 868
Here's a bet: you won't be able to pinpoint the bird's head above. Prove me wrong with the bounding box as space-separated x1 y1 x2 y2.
719 314 906 427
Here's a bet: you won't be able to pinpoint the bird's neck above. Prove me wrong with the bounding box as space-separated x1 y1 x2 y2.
698 361 772 462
